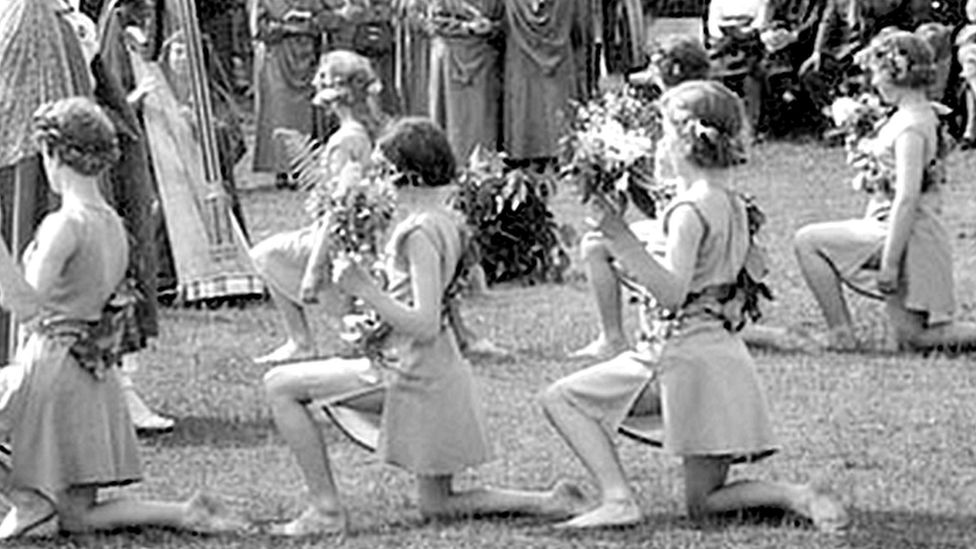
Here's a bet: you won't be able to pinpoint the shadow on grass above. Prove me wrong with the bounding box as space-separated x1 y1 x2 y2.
846 509 975 549
146 416 277 449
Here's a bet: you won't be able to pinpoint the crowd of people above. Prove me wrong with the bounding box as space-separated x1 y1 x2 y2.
0 0 973 541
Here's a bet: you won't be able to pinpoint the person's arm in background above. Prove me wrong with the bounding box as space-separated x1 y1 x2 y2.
800 0 837 73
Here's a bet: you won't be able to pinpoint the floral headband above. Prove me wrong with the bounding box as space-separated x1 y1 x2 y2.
670 109 747 164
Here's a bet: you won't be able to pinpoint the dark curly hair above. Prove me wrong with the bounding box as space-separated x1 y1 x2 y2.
649 35 711 88
376 117 456 188
855 31 936 90
659 80 748 169
33 97 120 177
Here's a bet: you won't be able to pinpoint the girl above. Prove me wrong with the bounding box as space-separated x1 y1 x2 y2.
251 50 383 364
0 97 244 537
263 118 585 537
570 36 710 360
794 31 976 352
542 81 849 531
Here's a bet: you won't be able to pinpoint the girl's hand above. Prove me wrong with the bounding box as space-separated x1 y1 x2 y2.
585 193 631 242
876 266 898 296
332 255 375 297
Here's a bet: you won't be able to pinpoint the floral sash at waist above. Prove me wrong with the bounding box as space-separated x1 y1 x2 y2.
638 283 749 347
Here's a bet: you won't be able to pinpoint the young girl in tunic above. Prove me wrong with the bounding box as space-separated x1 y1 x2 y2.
0 97 244 538
794 31 976 352
252 50 383 364
263 118 585 537
542 80 849 531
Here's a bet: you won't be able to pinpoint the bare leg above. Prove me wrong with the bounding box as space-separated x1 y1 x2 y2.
540 379 644 528
793 226 857 348
118 358 175 433
263 359 380 536
964 86 976 142
55 487 245 535
682 457 848 533
416 475 587 521
571 235 629 359
255 287 315 364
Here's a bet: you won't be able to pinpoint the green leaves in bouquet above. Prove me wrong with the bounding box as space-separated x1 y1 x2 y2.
451 148 569 285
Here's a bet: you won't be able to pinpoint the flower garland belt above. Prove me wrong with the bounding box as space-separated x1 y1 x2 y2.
32 313 128 381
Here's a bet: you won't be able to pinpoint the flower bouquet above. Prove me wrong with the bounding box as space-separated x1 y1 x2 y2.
558 86 670 218
826 93 893 193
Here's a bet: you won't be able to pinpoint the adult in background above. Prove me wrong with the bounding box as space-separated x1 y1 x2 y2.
96 0 176 434
428 0 505 162
502 0 588 163
799 0 931 130
250 0 341 188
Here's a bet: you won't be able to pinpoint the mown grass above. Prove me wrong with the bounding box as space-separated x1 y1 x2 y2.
8 142 976 547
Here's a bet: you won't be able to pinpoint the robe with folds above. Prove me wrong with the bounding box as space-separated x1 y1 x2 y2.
429 0 505 161
251 0 333 173
502 0 585 160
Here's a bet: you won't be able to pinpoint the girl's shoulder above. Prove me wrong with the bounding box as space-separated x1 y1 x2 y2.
388 209 463 258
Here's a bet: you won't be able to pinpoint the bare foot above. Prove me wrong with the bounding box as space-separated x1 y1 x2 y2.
797 486 849 533
184 492 250 534
268 506 346 537
554 498 642 529
568 338 628 360
0 490 55 539
253 341 314 365
539 480 589 519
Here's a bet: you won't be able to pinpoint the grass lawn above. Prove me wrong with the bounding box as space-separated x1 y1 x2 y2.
10 142 976 547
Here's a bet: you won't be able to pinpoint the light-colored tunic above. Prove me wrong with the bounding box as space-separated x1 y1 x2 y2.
0 205 141 501
550 186 778 462
797 104 954 325
298 210 494 475
250 122 372 304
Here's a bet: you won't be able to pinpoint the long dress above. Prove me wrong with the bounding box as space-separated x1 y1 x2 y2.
428 0 505 162
94 0 160 349
251 0 332 174
0 204 141 502
0 0 93 362
549 186 778 462
502 0 586 160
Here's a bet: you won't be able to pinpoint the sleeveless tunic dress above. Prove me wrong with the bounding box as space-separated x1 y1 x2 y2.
319 210 494 475
550 186 778 462
0 204 141 501
250 122 372 305
799 104 954 325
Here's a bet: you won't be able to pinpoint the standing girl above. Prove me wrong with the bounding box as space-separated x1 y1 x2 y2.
0 97 244 537
251 50 383 364
541 81 849 531
263 118 585 536
794 31 976 351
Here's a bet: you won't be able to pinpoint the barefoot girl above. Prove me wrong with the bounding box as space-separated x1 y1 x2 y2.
794 31 976 352
542 81 849 531
252 50 383 364
0 97 244 538
263 118 584 536
570 35 711 360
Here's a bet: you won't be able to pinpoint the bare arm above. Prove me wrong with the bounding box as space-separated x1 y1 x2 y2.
0 239 41 320
878 131 925 291
24 213 79 301
337 230 444 341
601 203 704 311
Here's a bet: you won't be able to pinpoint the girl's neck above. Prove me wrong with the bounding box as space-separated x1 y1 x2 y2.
397 186 452 215
58 173 109 210
675 165 731 194
894 89 929 109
